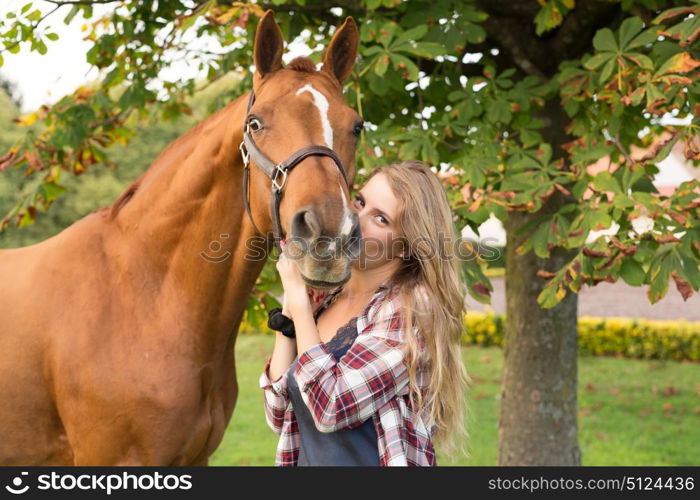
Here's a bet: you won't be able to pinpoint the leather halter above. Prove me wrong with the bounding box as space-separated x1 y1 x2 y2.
239 89 351 250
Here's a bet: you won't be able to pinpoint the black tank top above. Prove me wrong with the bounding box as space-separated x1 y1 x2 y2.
285 296 380 466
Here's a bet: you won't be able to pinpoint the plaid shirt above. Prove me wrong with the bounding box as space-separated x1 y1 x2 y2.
259 283 437 466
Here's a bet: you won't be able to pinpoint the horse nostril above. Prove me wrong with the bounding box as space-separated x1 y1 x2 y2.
291 208 320 241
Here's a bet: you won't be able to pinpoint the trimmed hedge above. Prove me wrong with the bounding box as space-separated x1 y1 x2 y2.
463 311 700 362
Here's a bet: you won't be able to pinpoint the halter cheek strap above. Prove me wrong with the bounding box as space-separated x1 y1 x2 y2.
239 89 351 250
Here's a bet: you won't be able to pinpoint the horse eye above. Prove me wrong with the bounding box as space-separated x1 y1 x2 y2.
352 121 364 137
248 118 263 132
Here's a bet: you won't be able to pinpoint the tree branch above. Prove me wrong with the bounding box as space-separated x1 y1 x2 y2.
549 0 623 62
474 0 626 78
0 4 61 55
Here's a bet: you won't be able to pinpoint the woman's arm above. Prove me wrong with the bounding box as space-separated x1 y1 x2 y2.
258 335 295 435
268 294 298 381
289 298 411 434
259 290 330 435
258 294 297 435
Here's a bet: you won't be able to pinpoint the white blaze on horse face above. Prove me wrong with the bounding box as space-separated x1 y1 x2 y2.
338 181 354 237
295 84 333 149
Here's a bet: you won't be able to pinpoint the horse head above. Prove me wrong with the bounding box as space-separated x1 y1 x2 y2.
244 11 363 290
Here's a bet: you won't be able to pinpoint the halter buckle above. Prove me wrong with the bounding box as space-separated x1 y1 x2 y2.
239 141 249 166
272 164 288 192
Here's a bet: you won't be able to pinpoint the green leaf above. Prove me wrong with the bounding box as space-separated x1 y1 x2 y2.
362 45 384 56
501 172 537 191
38 182 67 206
584 53 612 70
655 51 700 76
45 32 59 41
534 1 564 36
627 26 660 50
374 54 390 77
179 0 215 31
26 9 42 22
651 6 696 25
593 171 621 193
368 70 389 96
390 53 419 80
399 138 421 159
531 222 553 258
520 130 542 148
464 163 486 188
21 2 33 15
593 28 617 52
398 41 444 59
618 16 643 50
463 23 486 44
648 134 681 164
620 258 646 286
0 54 3 67
447 90 465 102
677 247 700 290
645 83 665 108
486 100 511 124
421 138 439 165
17 209 34 228
623 52 653 69
571 144 616 165
391 24 427 48
599 57 616 84
63 5 79 25
538 281 567 309
376 21 399 48
648 250 674 303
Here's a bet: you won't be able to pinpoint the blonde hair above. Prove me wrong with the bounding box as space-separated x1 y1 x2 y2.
366 160 472 462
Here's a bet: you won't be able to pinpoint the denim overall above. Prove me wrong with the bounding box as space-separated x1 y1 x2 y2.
285 304 380 466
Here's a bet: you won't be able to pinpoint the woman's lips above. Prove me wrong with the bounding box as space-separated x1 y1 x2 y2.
308 288 328 305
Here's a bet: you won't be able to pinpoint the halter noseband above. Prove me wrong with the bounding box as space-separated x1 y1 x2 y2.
239 89 351 250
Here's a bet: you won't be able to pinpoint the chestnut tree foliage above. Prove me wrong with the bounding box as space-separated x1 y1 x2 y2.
1 0 699 322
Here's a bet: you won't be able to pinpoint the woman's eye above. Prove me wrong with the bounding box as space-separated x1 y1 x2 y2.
355 196 386 224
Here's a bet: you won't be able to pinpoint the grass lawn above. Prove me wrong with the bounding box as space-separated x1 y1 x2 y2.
209 334 700 466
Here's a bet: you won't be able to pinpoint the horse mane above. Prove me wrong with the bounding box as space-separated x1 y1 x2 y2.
102 103 233 221
287 56 318 73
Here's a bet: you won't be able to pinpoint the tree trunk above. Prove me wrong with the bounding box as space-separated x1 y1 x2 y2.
498 94 582 465
499 206 581 465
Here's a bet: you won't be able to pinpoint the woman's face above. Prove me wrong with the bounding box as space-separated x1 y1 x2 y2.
350 173 405 270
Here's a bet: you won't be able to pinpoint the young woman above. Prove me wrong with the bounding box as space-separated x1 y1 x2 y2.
259 160 472 466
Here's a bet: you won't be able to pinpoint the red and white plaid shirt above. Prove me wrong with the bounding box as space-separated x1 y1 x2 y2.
259 283 437 466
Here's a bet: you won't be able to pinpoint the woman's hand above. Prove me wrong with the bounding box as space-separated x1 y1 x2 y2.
276 241 310 320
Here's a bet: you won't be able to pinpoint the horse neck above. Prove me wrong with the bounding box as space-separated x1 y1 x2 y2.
110 92 270 347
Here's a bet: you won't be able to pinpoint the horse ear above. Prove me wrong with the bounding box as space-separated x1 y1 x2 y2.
322 17 359 83
253 10 284 78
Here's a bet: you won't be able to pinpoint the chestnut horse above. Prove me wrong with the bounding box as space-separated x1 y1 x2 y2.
0 11 362 465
